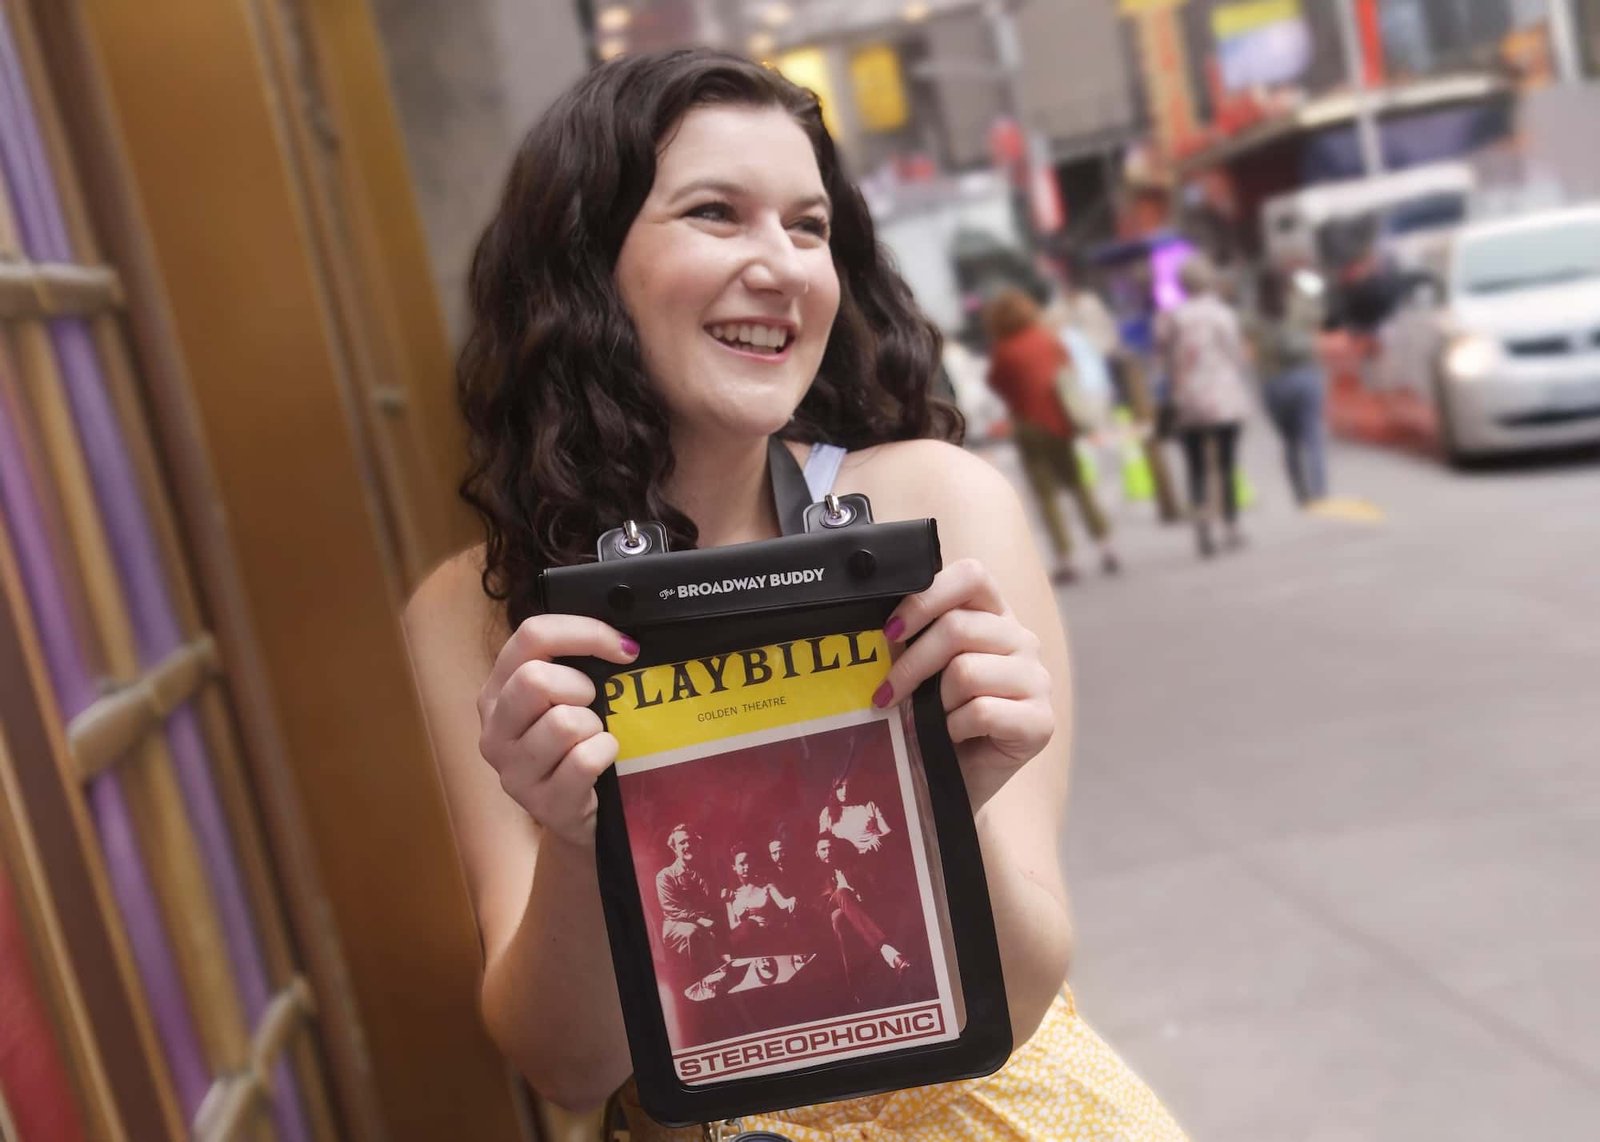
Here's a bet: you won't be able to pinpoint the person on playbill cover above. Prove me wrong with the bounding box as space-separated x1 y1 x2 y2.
608 633 955 1084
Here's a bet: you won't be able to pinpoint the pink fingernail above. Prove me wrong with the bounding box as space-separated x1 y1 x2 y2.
871 681 893 708
883 617 905 642
620 636 639 656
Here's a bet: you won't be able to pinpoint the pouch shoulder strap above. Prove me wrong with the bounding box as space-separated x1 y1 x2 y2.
767 437 812 537
802 443 848 501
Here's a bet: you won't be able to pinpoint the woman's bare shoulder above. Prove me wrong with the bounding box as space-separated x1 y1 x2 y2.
839 439 1020 523
403 544 505 665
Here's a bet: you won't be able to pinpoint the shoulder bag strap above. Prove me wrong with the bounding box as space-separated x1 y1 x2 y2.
767 436 812 537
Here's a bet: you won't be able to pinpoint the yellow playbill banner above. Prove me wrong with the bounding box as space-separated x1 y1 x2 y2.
602 631 891 760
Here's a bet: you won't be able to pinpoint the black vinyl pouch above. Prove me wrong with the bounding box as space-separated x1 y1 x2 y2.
538 459 1010 1128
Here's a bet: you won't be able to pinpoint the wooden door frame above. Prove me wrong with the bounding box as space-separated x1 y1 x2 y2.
33 1 526 1138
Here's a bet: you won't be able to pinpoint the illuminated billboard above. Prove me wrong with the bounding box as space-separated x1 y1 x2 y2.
1212 0 1313 90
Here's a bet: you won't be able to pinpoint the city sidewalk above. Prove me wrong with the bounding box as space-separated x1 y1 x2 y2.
987 424 1600 1140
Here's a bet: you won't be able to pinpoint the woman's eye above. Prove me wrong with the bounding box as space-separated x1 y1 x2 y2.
792 216 831 240
686 201 735 223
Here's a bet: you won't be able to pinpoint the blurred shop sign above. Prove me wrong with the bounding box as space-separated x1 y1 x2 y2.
1211 0 1297 38
1028 139 1066 234
1211 0 1311 90
1501 23 1557 89
988 116 1026 170
892 152 939 182
775 48 841 138
850 44 910 132
1131 5 1200 159
1118 0 1187 12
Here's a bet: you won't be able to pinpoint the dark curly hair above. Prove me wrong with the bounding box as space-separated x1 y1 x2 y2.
458 48 962 628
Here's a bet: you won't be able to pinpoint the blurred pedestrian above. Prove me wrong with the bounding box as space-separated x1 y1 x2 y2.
1321 223 1414 337
1252 265 1329 506
1042 252 1121 359
1157 254 1252 557
1042 250 1124 415
983 287 1121 583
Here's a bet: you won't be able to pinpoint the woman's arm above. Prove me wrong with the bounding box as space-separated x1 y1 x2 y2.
402 552 637 1112
866 800 892 841
852 442 1075 1045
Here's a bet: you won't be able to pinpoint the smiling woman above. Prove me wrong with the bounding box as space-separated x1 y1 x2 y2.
452 50 956 625
403 46 1188 1142
615 104 841 454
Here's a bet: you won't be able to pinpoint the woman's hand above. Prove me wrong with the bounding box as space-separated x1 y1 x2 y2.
476 614 640 848
874 558 1054 810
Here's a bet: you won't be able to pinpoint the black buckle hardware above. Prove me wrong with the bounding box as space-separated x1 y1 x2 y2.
598 494 873 565
702 1122 793 1142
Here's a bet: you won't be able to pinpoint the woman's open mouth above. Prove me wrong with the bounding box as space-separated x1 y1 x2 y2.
706 321 795 359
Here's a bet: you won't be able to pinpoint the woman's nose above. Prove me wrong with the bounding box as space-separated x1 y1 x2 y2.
742 222 808 296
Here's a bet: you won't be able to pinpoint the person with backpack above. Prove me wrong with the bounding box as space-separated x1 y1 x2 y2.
1251 263 1330 506
983 287 1121 583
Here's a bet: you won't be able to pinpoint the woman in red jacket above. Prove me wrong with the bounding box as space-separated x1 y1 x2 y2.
983 287 1120 583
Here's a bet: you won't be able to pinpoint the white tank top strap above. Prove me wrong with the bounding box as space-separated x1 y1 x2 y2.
802 442 848 501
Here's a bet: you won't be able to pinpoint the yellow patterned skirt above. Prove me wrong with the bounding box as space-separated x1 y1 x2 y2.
618 987 1188 1141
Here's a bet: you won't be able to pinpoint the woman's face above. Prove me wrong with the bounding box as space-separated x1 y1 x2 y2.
615 104 841 443
733 852 751 882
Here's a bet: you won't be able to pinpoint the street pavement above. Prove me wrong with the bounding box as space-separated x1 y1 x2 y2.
983 423 1600 1141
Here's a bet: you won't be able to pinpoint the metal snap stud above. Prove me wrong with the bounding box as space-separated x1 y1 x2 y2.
616 519 651 556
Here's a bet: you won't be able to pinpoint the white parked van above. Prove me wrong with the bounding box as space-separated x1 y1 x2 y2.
1261 162 1476 271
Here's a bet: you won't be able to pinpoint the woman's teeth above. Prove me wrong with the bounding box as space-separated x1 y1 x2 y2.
708 323 790 354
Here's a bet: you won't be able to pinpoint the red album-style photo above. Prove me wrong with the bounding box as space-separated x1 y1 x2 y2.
617 717 959 1085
